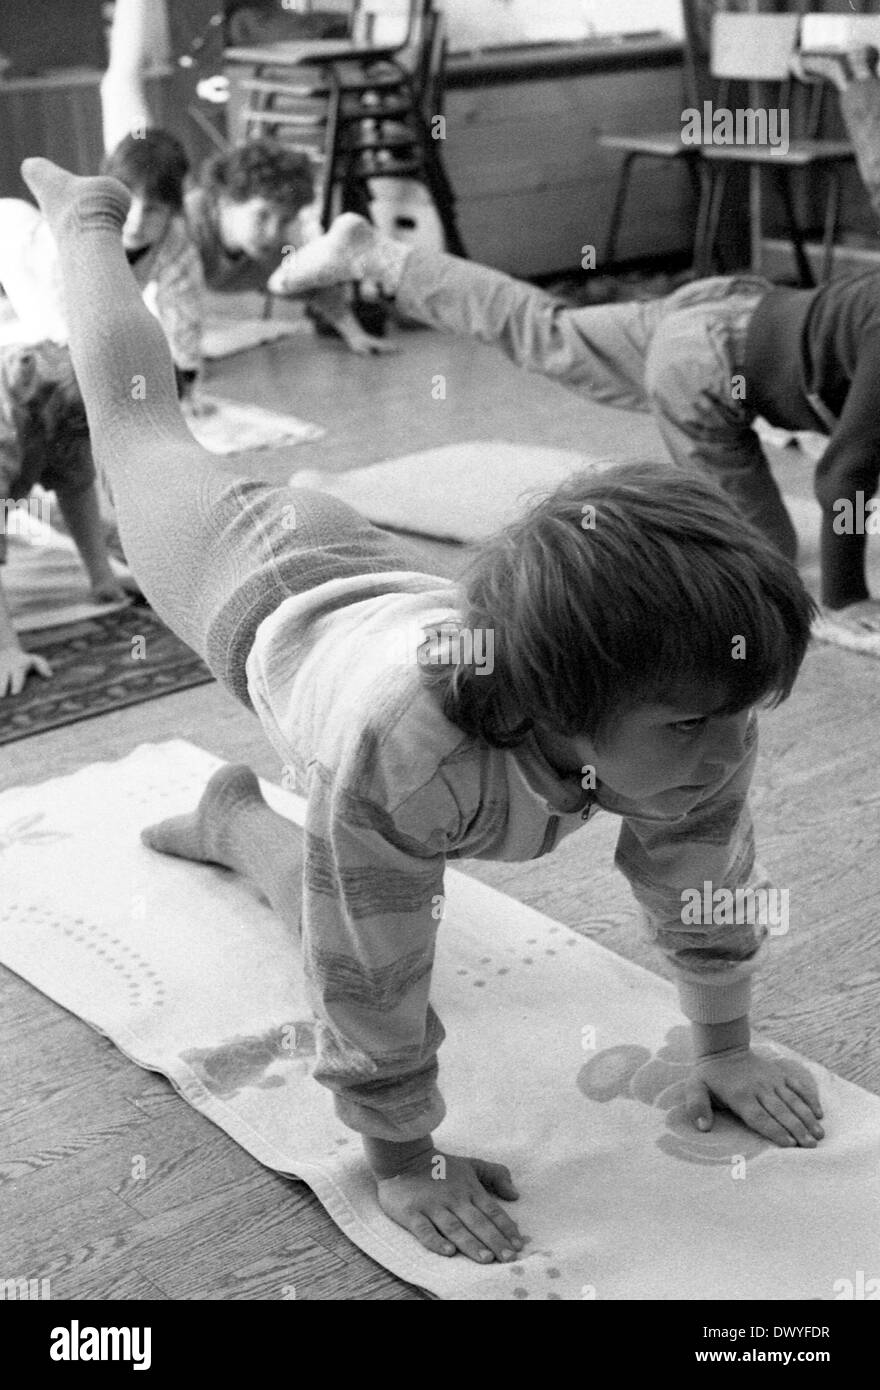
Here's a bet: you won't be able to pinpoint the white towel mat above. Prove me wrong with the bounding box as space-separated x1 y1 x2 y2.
290 440 880 658
186 394 323 454
2 740 878 1300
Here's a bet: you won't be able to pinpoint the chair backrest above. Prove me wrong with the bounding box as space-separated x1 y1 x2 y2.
353 0 420 51
800 12 880 55
710 12 800 82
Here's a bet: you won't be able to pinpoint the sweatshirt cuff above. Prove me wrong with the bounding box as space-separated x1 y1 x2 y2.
677 975 752 1025
334 1085 446 1143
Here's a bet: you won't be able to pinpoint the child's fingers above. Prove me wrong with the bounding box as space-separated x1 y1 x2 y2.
471 1190 523 1249
431 1208 497 1264
684 1075 714 1132
458 1202 520 1262
759 1092 817 1147
785 1072 823 1119
407 1215 455 1258
776 1084 824 1140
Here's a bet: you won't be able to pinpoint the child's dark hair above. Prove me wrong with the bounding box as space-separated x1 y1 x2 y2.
101 129 189 211
422 460 816 748
200 138 314 218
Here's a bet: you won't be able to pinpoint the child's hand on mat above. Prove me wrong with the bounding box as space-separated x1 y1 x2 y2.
337 325 399 357
686 1049 824 1148
376 1151 524 1262
89 576 138 605
821 599 880 635
0 646 52 697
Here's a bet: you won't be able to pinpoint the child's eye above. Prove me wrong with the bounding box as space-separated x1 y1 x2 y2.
671 717 708 734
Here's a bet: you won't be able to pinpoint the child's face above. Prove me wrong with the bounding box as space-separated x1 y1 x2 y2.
122 192 173 252
218 195 287 261
537 690 752 813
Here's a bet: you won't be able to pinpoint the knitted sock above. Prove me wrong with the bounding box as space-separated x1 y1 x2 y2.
267 212 411 298
142 765 305 929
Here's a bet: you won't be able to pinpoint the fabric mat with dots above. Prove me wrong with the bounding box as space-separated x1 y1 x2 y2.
2 740 878 1300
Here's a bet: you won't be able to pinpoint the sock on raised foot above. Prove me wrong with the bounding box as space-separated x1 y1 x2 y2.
20 157 130 237
267 212 411 298
141 763 265 870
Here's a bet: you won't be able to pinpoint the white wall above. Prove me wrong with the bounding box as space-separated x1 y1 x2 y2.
440 0 683 52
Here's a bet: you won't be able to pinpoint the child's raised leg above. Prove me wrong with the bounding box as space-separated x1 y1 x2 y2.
269 212 657 411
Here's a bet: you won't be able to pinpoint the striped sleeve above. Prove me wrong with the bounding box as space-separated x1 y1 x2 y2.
299 761 455 1141
614 715 771 1025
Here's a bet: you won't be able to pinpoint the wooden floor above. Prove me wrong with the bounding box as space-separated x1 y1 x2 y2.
2 313 879 1301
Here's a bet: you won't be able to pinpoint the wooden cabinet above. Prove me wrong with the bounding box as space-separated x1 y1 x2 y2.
442 43 694 276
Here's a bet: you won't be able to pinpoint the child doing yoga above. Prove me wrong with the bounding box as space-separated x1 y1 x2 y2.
22 156 824 1266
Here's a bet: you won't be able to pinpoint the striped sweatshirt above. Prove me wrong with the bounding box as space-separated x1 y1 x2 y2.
246 573 769 1142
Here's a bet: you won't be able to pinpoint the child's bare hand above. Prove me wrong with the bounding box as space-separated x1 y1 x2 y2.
340 328 399 357
89 574 139 605
376 1151 524 1262
686 1049 824 1148
0 647 52 697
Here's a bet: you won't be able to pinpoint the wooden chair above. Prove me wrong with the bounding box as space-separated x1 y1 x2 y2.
799 11 880 61
597 0 711 268
696 11 854 286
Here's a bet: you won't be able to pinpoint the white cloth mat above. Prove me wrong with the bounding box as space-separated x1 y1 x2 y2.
290 441 622 543
186 394 324 454
201 318 310 361
2 739 878 1301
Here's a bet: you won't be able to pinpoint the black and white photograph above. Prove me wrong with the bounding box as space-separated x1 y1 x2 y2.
0 0 878 1337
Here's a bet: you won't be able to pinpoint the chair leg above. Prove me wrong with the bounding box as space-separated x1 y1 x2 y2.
602 153 635 268
703 164 729 276
821 166 842 284
403 83 468 257
777 166 814 288
692 160 715 277
320 74 343 230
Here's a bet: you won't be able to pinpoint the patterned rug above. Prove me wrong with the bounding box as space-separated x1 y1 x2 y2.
1 603 214 746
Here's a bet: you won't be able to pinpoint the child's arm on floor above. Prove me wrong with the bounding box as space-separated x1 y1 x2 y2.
614 714 824 1148
291 774 523 1262
54 481 138 603
0 571 52 696
812 333 880 630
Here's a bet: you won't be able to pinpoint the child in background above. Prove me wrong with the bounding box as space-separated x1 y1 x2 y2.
0 129 204 400
0 131 200 696
187 138 397 357
102 130 205 402
270 214 880 638
24 157 824 1264
0 340 130 696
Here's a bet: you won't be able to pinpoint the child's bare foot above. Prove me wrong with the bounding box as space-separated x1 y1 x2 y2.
267 212 410 298
141 763 264 870
21 157 130 237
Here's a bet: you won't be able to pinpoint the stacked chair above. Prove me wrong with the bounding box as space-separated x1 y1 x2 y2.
224 0 465 254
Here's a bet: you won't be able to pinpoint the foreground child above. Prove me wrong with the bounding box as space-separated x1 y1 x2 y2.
270 214 880 634
23 157 823 1265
